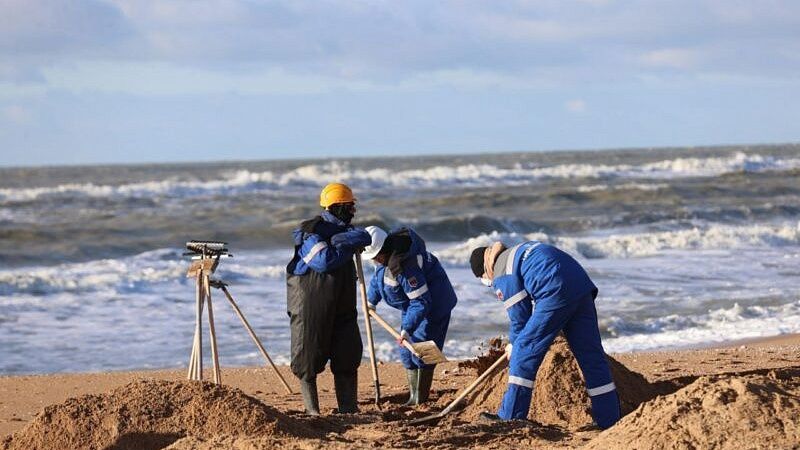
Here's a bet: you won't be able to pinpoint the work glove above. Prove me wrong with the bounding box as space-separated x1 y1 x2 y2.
330 228 371 249
505 343 513 360
397 329 410 346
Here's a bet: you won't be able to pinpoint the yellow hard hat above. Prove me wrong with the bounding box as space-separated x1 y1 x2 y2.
319 182 356 207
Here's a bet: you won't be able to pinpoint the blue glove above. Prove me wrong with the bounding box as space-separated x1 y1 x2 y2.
330 228 371 249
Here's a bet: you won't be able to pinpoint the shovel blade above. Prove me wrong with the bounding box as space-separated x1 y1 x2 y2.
411 341 448 364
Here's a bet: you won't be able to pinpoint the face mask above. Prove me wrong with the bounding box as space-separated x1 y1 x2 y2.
328 203 355 224
480 277 492 287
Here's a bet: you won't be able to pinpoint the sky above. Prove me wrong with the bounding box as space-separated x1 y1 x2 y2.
1 0 799 167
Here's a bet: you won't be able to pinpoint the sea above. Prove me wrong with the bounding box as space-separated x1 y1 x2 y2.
1 144 799 375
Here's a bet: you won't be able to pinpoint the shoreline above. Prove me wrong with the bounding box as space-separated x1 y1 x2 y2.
2 332 799 442
3 331 796 379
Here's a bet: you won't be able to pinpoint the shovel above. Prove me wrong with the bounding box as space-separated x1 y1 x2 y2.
355 253 382 407
368 309 448 365
409 353 508 425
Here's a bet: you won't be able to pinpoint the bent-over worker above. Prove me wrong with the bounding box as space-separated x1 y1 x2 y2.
363 226 457 405
469 241 620 429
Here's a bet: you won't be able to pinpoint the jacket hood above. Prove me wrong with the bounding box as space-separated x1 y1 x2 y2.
386 227 427 277
403 227 427 256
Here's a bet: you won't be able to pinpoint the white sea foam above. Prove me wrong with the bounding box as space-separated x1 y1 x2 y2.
0 249 287 296
576 182 668 193
368 300 800 361
604 300 800 353
0 249 184 296
3 152 798 203
435 221 800 263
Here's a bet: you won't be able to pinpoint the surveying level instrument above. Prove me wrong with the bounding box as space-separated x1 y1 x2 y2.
184 240 292 393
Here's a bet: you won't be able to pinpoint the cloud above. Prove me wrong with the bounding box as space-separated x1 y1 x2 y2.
0 0 134 53
0 0 799 91
1 105 32 124
564 99 587 113
640 48 700 69
0 0 135 83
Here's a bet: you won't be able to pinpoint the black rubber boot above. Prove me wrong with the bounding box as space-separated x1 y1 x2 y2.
417 367 435 404
334 372 359 414
300 378 320 416
404 369 420 406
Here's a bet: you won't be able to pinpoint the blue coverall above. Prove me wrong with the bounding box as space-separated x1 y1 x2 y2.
367 228 458 369
491 241 620 429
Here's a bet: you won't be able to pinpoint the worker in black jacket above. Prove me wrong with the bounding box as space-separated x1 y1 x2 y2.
286 182 370 415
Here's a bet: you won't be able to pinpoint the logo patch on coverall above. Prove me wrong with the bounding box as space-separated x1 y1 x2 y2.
408 277 418 288
496 290 504 301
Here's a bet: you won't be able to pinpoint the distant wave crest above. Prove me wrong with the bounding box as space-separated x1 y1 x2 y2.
2 152 798 203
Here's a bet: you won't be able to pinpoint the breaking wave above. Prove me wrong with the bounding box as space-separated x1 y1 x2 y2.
2 152 798 203
603 300 800 352
435 221 800 263
0 249 287 297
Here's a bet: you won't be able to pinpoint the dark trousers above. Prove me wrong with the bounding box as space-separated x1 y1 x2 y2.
287 263 363 381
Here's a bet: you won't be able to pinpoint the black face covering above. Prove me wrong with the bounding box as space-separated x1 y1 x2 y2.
328 203 355 224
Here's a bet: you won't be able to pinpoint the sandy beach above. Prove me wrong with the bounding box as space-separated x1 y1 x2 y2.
2 333 798 449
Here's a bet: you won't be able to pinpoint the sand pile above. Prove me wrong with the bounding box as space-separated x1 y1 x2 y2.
586 372 800 450
459 337 653 428
1 379 315 450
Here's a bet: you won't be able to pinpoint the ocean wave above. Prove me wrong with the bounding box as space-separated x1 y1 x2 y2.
435 221 800 262
576 182 668 193
0 249 287 297
603 300 800 353
3 152 798 203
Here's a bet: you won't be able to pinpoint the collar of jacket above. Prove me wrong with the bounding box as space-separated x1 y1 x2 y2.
492 249 512 281
321 210 349 228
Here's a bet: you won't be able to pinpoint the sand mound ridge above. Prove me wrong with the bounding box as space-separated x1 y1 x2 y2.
458 336 653 429
1 379 316 450
586 371 800 450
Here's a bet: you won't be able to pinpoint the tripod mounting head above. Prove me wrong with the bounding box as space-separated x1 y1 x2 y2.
184 240 231 258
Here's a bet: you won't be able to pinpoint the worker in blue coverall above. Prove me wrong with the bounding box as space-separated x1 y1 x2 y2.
362 226 457 405
286 182 371 415
469 241 620 429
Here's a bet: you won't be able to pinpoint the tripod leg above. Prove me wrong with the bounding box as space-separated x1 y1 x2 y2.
194 270 204 380
205 275 222 385
188 270 202 380
188 329 196 380
219 286 293 394
188 340 196 380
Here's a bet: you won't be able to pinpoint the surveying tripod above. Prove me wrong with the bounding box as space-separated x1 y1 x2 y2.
185 240 292 394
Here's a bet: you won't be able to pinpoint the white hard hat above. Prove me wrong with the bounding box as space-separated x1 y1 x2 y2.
361 226 388 259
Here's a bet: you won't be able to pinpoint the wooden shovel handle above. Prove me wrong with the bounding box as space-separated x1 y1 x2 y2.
355 254 381 403
442 354 508 415
368 309 422 357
